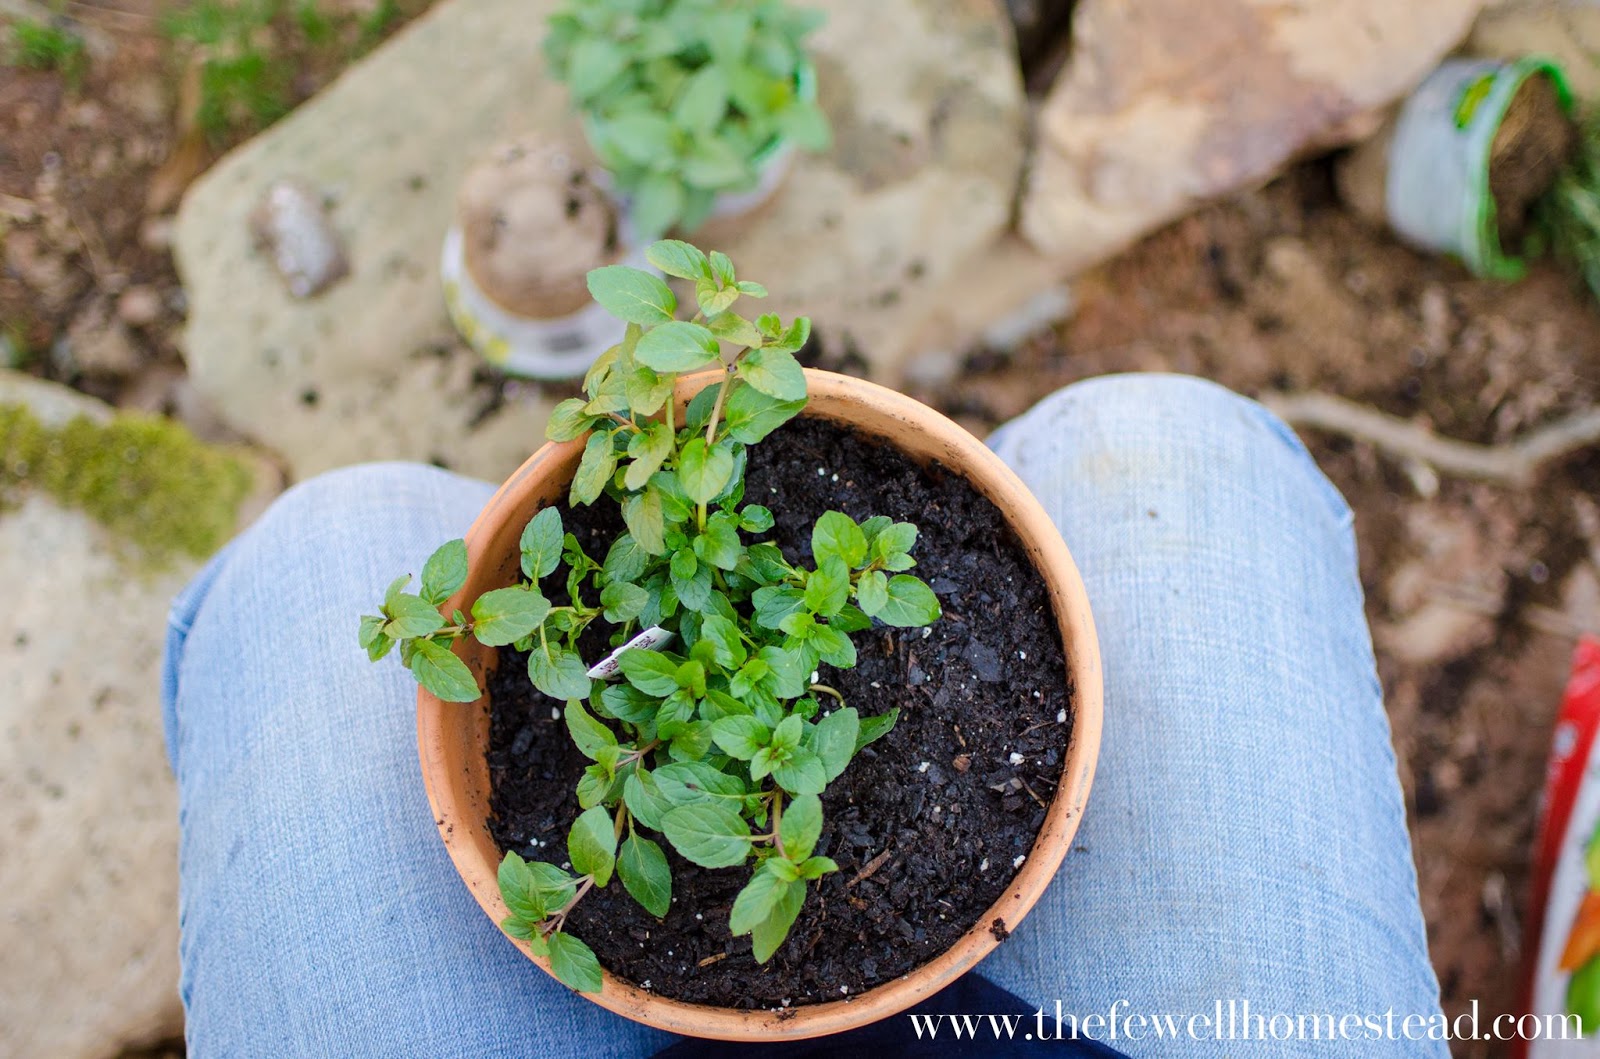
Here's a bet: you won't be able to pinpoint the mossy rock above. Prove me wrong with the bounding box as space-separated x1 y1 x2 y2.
0 396 253 568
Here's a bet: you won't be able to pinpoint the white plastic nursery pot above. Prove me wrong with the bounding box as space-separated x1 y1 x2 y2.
441 226 652 380
1386 56 1575 280
417 370 1104 1042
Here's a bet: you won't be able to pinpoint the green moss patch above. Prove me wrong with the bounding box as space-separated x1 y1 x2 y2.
0 403 253 566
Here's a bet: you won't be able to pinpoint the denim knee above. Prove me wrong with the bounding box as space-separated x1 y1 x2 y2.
989 373 1354 529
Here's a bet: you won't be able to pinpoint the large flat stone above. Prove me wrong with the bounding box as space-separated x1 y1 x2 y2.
1019 0 1485 268
0 372 273 1059
175 0 1027 482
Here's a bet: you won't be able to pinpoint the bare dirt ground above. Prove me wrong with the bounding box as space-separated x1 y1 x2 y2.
915 162 1600 1057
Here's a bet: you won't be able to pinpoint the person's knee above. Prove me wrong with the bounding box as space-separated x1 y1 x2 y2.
991 373 1351 524
257 462 462 534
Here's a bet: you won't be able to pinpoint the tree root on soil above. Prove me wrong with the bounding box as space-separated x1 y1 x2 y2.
1266 392 1600 486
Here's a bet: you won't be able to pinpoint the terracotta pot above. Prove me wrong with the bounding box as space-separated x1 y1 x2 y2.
417 368 1103 1041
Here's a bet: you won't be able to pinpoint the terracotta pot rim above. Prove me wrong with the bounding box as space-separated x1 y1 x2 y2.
417 369 1104 1041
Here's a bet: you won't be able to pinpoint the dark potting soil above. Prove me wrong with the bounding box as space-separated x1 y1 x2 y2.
1489 72 1577 250
485 416 1074 1008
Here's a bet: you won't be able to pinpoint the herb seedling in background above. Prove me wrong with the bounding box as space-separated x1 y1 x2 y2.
363 240 939 992
543 0 832 237
1537 108 1600 303
5 17 88 87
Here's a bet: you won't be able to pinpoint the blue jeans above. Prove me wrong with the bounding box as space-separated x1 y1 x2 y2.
161 375 1445 1056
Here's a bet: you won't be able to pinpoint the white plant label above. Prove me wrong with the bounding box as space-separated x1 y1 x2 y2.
586 626 675 681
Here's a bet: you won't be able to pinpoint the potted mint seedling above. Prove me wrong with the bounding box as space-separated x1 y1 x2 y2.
362 240 1102 1041
541 0 831 237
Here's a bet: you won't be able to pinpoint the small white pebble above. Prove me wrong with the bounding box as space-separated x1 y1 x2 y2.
810 670 820 683
695 913 703 921
922 627 932 638
770 486 777 493
917 761 930 773
643 980 652 989
1019 650 1027 660
781 999 791 1008
831 473 838 482
1033 691 1043 699
1009 752 1025 766
551 707 560 720
1057 709 1067 723
1013 854 1027 869
870 681 881 688
840 985 849 994
817 467 826 476
979 857 989 871
667 950 673 956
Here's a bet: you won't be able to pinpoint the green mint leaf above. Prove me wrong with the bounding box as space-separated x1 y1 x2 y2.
600 581 649 623
601 682 659 725
622 488 667 555
661 803 752 868
520 508 564 580
645 239 712 281
707 312 764 348
586 265 677 326
752 585 805 629
677 437 736 504
384 593 445 639
619 834 672 918
874 521 918 561
777 99 831 150
736 280 768 298
739 505 775 533
812 707 860 783
709 251 737 286
729 864 787 936
624 421 674 491
409 638 479 702
697 282 741 316
780 792 824 861
772 746 827 796
635 320 720 373
856 570 889 616
471 586 551 647
673 64 728 132
766 316 812 355
547 397 598 442
631 172 686 239
854 707 900 754
803 557 850 617
527 646 593 700
384 573 411 610
749 877 805 963
810 624 857 668
877 575 941 627
710 714 770 760
694 513 743 570
619 648 682 697
797 855 839 880
572 430 619 506
623 768 672 830
576 764 614 809
564 36 625 98
602 533 649 583
653 760 746 806
738 346 806 400
811 511 867 568
565 699 618 761
420 539 469 605
497 851 549 921
568 805 617 886
668 718 714 760
624 361 675 417
500 914 540 942
546 931 603 993
698 613 747 668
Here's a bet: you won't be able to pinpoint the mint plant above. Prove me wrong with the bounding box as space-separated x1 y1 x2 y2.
542 0 831 237
362 239 938 992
